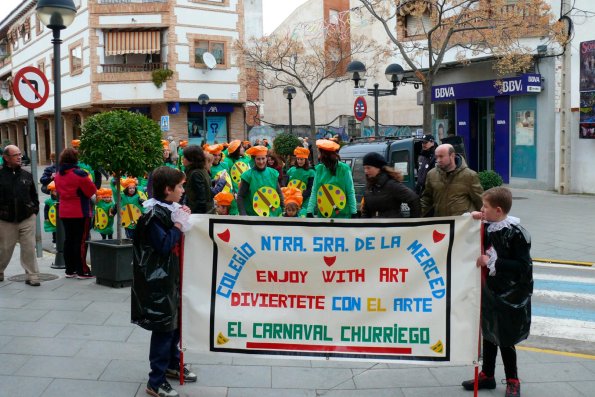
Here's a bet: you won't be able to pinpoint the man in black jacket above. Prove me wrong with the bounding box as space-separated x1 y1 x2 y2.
415 134 437 195
0 145 41 286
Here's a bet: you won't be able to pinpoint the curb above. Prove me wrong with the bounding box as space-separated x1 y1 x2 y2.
533 258 594 267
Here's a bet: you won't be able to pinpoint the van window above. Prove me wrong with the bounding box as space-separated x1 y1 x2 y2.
351 158 366 187
391 150 410 183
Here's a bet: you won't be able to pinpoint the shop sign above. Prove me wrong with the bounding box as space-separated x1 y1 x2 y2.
432 74 542 101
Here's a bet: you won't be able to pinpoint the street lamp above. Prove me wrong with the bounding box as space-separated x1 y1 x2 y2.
283 86 297 134
198 94 209 141
347 60 420 137
37 0 77 269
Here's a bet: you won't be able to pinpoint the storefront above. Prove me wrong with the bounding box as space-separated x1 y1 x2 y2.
187 103 235 145
432 73 542 183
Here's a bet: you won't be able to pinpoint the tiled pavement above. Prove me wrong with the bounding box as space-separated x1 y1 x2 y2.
1 188 594 396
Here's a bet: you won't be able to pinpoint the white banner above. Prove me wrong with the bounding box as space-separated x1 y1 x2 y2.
182 215 481 364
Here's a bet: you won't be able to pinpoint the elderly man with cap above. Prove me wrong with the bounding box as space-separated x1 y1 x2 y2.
361 152 420 218
416 134 437 195
167 136 178 164
0 145 41 286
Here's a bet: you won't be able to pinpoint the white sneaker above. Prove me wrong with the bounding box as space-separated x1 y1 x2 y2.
146 381 179 397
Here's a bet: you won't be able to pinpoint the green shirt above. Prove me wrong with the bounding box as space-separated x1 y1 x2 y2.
94 200 116 235
306 162 357 218
240 167 282 217
44 197 58 233
286 166 315 191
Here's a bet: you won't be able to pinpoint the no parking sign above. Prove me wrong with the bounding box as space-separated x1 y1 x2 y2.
354 96 367 121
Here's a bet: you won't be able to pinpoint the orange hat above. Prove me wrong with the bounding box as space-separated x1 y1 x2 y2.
71 139 80 148
47 181 56 191
242 140 251 146
246 145 268 157
282 187 303 207
179 140 188 148
121 177 138 189
96 188 113 198
161 140 169 149
228 140 241 154
293 147 310 159
222 142 230 148
205 144 224 155
316 139 340 152
214 192 234 206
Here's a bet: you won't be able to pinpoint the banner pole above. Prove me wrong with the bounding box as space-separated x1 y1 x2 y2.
474 222 486 397
178 234 185 385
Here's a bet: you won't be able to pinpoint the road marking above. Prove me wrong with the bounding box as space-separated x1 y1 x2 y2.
531 316 595 343
534 279 595 294
534 272 595 284
533 258 593 267
518 345 595 360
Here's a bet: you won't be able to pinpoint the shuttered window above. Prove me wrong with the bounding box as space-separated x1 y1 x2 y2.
104 31 161 56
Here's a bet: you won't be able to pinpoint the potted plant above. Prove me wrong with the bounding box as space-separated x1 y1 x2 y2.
478 170 504 191
79 110 163 287
151 68 173 88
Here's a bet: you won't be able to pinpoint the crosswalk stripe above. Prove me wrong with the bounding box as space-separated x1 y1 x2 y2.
531 316 595 343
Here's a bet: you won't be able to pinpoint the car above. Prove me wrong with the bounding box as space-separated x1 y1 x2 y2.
339 137 422 204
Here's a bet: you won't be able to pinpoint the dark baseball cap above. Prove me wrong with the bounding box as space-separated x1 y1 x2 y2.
421 134 435 142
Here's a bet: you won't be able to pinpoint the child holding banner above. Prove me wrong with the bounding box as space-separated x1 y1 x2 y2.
131 166 196 397
462 187 532 397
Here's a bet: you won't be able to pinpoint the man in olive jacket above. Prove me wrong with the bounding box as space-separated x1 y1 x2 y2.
420 144 483 217
0 145 41 286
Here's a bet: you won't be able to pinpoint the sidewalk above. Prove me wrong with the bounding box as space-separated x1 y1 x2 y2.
1 252 594 397
1 187 594 396
509 188 595 265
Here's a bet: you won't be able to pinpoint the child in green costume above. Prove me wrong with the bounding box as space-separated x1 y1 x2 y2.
237 145 284 217
285 146 315 203
306 139 357 218
93 188 117 239
43 181 58 245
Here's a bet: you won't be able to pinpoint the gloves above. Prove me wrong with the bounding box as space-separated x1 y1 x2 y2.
486 246 497 276
171 207 192 232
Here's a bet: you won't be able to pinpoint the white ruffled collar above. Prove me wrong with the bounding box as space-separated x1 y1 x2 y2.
142 198 181 212
486 215 520 233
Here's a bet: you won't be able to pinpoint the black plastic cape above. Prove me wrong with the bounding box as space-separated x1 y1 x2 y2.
131 205 181 332
481 221 533 347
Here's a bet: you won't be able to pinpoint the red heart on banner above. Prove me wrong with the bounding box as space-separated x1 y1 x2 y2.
323 256 336 266
433 230 445 243
217 229 230 243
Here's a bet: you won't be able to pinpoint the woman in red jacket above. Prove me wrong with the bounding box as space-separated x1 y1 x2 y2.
54 148 97 279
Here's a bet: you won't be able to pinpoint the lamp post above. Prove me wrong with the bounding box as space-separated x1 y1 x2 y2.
37 0 77 269
347 61 419 137
198 94 209 141
283 86 297 134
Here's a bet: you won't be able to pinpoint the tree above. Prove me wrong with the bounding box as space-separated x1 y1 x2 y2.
79 110 164 241
357 0 568 131
235 13 384 159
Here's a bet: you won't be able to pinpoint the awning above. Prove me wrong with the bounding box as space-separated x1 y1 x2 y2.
104 31 161 56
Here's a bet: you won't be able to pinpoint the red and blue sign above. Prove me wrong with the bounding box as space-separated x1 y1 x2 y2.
354 96 367 121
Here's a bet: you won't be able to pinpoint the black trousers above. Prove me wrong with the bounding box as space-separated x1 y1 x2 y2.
482 338 518 380
62 217 91 276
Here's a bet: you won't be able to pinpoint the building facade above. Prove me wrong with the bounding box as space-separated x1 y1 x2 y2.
0 0 262 164
264 0 595 194
262 0 422 137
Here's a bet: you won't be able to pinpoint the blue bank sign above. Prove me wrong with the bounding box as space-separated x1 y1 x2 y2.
432 74 541 102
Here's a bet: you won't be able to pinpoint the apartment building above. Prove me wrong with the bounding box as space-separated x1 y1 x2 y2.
0 0 262 164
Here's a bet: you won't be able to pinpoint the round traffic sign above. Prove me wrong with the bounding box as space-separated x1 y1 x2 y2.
354 96 367 122
12 66 50 110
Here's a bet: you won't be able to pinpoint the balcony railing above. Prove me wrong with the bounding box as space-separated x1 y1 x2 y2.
101 62 168 73
98 0 167 4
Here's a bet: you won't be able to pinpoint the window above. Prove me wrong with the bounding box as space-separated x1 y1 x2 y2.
192 39 228 68
36 15 44 35
405 13 431 36
38 59 45 75
69 41 83 75
329 9 340 25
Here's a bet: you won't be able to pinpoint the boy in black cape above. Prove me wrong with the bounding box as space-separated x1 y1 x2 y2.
131 166 197 397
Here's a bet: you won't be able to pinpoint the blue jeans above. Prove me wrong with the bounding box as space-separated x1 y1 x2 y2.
148 329 180 388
